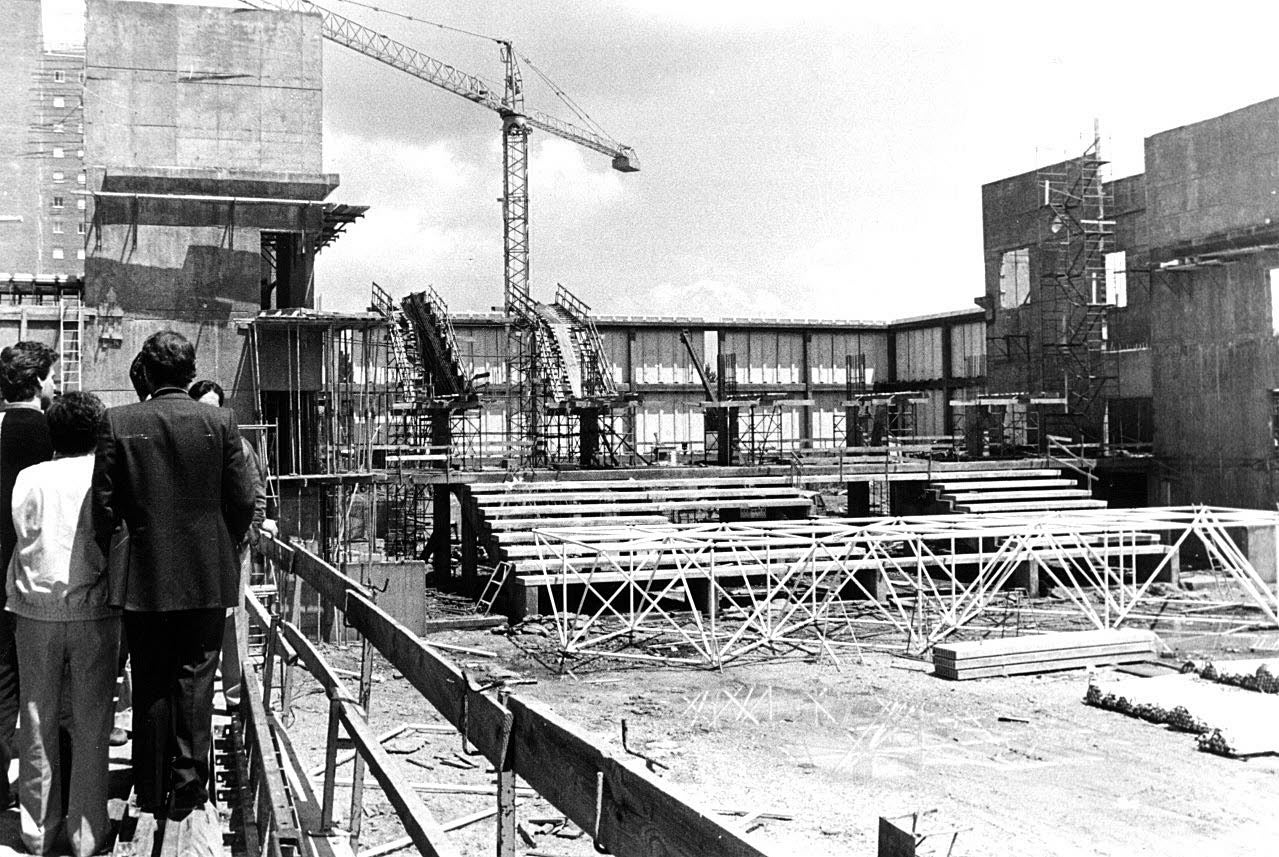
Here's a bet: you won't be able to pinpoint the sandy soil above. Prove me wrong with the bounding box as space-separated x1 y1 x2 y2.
281 601 1279 857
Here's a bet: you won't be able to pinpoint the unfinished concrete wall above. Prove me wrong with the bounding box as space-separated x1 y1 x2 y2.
86 0 322 173
1145 99 1279 509
1146 97 1279 256
0 1 44 274
81 0 333 414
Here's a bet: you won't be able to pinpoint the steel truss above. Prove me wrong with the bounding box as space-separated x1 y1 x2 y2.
527 506 1279 666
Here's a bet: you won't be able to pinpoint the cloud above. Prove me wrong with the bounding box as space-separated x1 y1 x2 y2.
528 137 626 211
625 278 790 320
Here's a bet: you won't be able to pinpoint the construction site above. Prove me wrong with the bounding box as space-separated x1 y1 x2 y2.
3 1 1279 856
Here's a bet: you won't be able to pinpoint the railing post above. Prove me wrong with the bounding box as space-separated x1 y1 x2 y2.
320 695 341 833
347 637 376 852
495 690 517 857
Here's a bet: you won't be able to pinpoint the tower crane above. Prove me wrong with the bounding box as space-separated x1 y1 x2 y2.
240 0 639 309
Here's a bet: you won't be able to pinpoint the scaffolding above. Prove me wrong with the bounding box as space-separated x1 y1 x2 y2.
526 506 1279 667
1036 136 1118 444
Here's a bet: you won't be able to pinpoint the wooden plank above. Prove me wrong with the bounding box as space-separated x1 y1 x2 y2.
420 616 507 634
336 705 462 857
487 516 672 532
936 651 1153 680
513 546 1174 585
269 711 356 857
931 479 1075 490
473 487 809 505
466 476 795 493
943 489 1092 502
344 593 513 770
478 498 813 518
289 541 371 611
242 671 301 855
506 694 778 857
956 499 1107 513
934 629 1158 661
338 583 785 856
934 642 1157 670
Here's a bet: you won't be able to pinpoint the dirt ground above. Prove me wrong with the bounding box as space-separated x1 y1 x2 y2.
282 595 1279 857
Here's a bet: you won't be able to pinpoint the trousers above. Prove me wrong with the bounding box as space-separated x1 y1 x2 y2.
0 610 19 806
14 615 120 857
123 609 223 815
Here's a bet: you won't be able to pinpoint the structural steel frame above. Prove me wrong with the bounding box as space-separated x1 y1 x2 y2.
527 506 1279 666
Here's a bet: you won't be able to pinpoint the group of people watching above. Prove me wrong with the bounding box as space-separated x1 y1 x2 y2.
0 330 273 856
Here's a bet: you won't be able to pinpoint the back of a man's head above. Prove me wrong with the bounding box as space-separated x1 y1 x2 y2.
0 341 57 403
47 391 106 456
139 330 196 391
129 352 152 401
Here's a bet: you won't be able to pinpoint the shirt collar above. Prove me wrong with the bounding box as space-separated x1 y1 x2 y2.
0 400 42 412
151 387 190 398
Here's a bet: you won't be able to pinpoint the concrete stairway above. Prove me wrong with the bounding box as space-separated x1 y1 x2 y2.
928 467 1106 514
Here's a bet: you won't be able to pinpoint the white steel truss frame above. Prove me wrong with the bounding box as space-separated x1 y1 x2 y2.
527 506 1279 667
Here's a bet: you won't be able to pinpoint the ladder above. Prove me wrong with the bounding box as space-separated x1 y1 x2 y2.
476 561 514 615
58 296 82 392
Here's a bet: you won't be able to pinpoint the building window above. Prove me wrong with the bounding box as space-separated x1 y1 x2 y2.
51 171 65 183
52 220 64 234
999 248 1031 309
52 96 65 109
76 173 85 185
51 196 64 209
75 198 85 210
78 71 84 83
51 248 64 260
52 147 64 159
76 249 85 261
76 149 83 158
53 70 65 82
76 221 86 235
1271 269 1279 336
1105 251 1128 308
52 123 64 134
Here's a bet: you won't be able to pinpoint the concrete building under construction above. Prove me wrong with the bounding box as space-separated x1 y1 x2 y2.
0 4 1278 857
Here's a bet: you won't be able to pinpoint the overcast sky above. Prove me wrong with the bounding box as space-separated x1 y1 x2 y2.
75 1 1279 321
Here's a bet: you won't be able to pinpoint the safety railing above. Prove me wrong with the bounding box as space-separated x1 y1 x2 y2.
251 533 788 857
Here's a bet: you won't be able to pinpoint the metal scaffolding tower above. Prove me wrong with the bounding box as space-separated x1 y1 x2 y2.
1036 135 1117 444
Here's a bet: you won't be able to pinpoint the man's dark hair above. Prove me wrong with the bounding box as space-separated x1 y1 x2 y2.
0 341 57 402
46 391 106 455
189 379 225 406
139 330 196 390
129 352 152 402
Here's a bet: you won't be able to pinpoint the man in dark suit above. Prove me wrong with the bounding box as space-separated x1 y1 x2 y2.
0 341 57 808
91 331 254 829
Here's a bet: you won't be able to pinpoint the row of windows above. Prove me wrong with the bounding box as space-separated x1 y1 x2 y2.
49 148 84 159
51 71 85 84
50 197 87 211
51 123 85 135
50 96 82 110
50 172 86 184
49 248 86 261
50 221 88 235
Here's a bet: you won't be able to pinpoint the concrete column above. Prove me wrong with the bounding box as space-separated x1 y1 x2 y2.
460 499 478 596
847 482 871 517
432 485 452 587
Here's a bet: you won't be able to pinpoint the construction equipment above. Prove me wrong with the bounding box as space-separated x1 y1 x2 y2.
239 0 638 310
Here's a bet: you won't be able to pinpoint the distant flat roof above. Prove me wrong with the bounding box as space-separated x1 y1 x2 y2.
447 305 983 330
